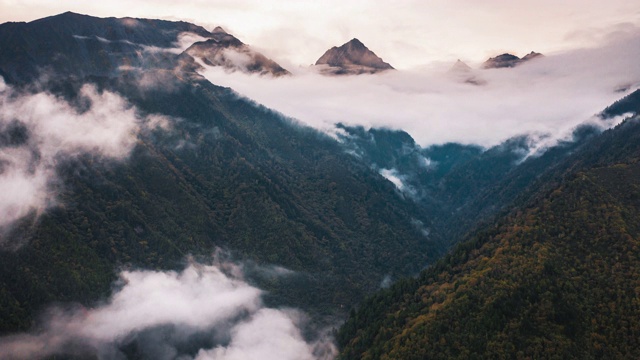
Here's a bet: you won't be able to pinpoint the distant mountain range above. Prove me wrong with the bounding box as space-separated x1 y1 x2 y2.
0 10 545 81
445 51 543 86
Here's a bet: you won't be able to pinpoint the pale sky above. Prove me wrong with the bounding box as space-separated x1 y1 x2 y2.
1 0 639 69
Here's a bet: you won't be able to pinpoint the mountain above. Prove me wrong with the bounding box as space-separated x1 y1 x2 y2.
3 10 640 358
448 59 472 73
447 59 486 85
482 51 543 69
602 88 640 117
336 118 610 249
184 26 290 76
0 11 288 84
0 11 210 84
314 38 394 75
337 94 640 358
0 12 440 335
522 50 543 62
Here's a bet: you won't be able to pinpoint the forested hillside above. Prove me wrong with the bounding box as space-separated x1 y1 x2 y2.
338 118 610 247
338 116 640 359
0 14 441 333
2 12 640 359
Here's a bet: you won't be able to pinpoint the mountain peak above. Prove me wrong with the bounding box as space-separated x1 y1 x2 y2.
522 51 543 61
447 59 486 86
184 33 290 77
347 38 365 47
449 59 472 73
59 11 85 17
34 11 90 23
483 51 543 69
482 53 520 69
314 38 394 75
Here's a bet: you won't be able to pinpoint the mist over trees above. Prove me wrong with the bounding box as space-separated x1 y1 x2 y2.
0 10 640 360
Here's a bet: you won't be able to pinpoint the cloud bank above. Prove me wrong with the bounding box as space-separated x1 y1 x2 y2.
197 26 640 149
0 81 168 233
0 259 336 360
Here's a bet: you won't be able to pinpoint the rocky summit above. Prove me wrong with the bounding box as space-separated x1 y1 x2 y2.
314 38 394 75
185 27 290 77
482 51 543 69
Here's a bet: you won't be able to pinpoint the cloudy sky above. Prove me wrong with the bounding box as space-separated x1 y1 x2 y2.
1 0 639 68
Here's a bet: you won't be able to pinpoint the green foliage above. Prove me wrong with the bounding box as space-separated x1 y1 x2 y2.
3 13 640 352
0 75 441 333
602 89 640 118
338 117 640 359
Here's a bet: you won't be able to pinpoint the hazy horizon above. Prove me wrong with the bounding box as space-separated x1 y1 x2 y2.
1 1 639 69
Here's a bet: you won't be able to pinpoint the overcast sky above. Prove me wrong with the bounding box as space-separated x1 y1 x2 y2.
1 0 639 68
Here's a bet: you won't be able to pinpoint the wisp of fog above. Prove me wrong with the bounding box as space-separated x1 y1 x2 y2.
0 82 169 234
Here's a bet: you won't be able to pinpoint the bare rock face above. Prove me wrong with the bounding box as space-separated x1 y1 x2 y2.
482 51 543 69
314 38 394 75
184 27 290 77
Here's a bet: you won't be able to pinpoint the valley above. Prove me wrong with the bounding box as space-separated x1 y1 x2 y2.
0 8 639 359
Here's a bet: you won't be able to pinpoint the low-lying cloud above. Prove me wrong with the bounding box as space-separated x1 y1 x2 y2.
73 31 207 55
0 258 336 360
0 81 169 233
379 168 419 199
197 25 640 149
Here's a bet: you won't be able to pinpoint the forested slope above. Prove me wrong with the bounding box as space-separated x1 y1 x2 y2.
338 117 640 359
0 13 442 333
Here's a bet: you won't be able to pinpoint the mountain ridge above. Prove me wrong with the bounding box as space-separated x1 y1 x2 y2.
482 51 543 69
0 12 440 336
0 11 290 83
1 11 639 359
